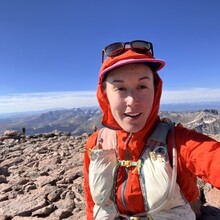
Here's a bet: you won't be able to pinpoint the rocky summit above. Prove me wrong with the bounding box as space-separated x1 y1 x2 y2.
0 128 220 220
0 130 87 220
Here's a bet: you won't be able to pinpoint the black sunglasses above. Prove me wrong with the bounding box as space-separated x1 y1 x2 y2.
102 40 154 63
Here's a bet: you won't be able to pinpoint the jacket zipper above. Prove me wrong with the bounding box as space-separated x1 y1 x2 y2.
120 132 133 213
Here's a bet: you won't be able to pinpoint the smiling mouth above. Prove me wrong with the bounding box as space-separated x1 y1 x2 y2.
124 113 142 118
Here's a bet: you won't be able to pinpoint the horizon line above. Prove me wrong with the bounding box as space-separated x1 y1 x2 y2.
0 88 220 114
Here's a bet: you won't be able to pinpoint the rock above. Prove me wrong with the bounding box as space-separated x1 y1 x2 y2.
0 192 47 217
205 187 220 208
0 175 7 184
47 188 63 202
32 204 57 217
0 130 87 219
0 129 219 219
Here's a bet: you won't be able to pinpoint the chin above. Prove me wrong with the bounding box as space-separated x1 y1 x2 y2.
123 125 144 133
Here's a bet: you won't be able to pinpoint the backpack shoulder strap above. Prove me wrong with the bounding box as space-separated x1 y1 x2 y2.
147 118 175 145
96 127 117 151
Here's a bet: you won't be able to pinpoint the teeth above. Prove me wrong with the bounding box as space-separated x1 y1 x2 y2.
125 113 140 117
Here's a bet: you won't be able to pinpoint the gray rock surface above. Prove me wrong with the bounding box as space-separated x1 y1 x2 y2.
0 130 87 220
0 130 219 219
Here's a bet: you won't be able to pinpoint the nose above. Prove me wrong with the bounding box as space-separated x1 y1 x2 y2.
126 90 139 106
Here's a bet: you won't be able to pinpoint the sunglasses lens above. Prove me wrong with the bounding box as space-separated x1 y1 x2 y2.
102 40 154 63
131 41 152 53
104 43 124 57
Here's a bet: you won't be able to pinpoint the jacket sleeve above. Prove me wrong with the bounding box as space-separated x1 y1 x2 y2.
174 125 220 189
83 131 98 220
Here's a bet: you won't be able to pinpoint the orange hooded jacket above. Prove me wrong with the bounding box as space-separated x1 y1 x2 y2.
83 49 220 219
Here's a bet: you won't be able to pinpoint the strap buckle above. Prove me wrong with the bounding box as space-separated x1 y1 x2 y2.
129 214 153 220
120 160 132 167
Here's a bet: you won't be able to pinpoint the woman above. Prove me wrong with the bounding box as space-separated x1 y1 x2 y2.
83 40 220 220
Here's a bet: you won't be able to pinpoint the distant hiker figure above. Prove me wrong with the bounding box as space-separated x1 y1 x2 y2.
22 127 26 136
92 125 97 133
83 40 220 220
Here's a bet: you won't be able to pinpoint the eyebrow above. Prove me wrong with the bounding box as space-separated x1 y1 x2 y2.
111 79 123 83
139 76 151 81
111 76 151 83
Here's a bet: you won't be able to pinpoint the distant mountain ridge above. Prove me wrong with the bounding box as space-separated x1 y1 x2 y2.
0 108 219 138
160 109 220 139
0 108 102 135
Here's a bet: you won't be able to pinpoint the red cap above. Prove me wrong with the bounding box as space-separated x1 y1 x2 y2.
99 49 165 81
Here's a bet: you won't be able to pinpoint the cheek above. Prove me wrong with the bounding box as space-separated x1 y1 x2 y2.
107 93 123 111
141 89 154 103
149 93 155 108
148 91 155 105
140 91 155 115
105 87 125 115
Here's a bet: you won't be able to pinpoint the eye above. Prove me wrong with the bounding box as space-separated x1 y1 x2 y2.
117 87 126 91
137 85 148 89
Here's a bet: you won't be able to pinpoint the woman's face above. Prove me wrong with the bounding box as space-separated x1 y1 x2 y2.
104 63 155 133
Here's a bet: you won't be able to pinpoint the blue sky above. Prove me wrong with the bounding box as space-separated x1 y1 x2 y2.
0 0 220 114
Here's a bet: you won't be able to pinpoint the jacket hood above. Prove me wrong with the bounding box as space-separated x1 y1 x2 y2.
97 49 164 138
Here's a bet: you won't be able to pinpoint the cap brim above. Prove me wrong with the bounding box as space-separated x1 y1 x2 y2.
99 58 165 80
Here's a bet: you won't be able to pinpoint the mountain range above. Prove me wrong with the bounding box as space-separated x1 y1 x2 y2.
0 108 219 139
